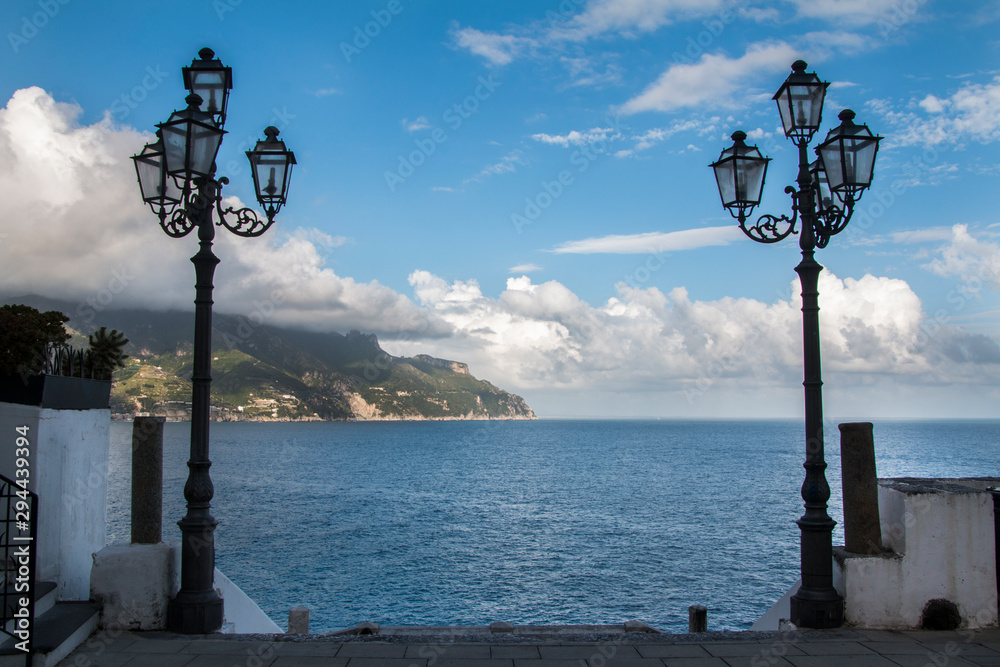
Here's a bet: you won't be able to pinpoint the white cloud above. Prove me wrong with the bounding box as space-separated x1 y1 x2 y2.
551 0 725 41
4 88 996 417
313 88 342 97
922 224 1000 292
450 26 535 66
618 42 799 114
509 263 543 273
397 270 999 407
873 76 1000 147
465 150 525 182
0 87 438 338
550 227 747 254
531 127 621 147
402 116 431 132
784 0 907 25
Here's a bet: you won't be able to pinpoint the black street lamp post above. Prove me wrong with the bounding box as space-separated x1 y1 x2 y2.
131 48 296 634
710 60 881 629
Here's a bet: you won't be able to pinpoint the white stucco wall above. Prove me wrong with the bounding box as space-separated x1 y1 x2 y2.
833 478 998 629
91 540 281 633
0 402 110 600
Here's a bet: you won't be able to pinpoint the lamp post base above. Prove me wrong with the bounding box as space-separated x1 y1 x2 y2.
167 594 223 634
790 592 844 629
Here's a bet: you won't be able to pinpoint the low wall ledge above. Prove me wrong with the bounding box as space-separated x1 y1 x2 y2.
879 477 1000 495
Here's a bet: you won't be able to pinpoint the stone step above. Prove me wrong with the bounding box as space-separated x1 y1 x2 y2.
0 601 99 667
2 582 57 636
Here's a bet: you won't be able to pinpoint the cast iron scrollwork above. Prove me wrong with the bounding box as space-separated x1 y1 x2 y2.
214 177 275 238
738 185 799 244
813 194 855 249
158 202 195 238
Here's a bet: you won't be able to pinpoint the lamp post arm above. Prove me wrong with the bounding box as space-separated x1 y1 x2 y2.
212 177 277 238
737 186 799 244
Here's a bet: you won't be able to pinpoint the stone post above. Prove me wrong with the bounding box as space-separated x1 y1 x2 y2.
131 416 165 544
839 422 883 554
288 607 310 634
688 605 707 633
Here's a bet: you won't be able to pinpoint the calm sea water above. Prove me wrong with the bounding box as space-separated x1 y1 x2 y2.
106 419 999 633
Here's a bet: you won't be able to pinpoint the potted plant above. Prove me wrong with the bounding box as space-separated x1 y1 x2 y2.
0 305 128 409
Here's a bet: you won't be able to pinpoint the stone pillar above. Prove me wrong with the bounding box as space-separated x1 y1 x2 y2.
288 607 310 634
132 417 164 544
839 422 882 554
688 605 707 633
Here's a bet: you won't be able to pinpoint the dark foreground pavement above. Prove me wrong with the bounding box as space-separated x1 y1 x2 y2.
57 625 1000 667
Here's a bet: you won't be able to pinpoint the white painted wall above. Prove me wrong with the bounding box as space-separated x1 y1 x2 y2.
0 402 110 600
833 478 998 629
91 540 281 633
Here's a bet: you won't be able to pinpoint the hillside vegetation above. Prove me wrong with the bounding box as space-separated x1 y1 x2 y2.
3 298 536 422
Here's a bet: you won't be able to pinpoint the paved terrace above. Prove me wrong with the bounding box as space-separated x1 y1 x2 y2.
57 625 1000 666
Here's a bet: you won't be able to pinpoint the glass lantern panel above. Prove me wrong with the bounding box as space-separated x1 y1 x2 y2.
713 159 737 207
253 152 289 201
135 152 163 202
160 123 188 176
188 121 223 176
776 81 826 138
189 71 229 117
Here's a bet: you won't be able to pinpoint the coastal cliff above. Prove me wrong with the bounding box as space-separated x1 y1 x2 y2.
0 298 536 422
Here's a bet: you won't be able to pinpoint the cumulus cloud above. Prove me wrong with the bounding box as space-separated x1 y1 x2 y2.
872 75 1000 147
617 42 799 114
395 270 999 405
2 87 996 417
921 224 1000 292
0 87 438 337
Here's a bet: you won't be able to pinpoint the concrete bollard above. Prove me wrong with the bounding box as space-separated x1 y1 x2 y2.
689 605 707 633
839 422 883 554
288 607 309 634
131 416 165 544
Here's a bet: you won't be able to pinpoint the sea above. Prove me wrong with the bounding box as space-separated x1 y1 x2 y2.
105 419 998 633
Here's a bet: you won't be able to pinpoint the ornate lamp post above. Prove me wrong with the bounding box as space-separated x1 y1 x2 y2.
710 60 881 629
131 48 296 634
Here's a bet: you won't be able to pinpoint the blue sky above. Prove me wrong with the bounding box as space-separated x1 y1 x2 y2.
1 0 999 418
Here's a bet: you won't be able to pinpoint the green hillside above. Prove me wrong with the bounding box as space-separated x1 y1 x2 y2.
3 298 535 422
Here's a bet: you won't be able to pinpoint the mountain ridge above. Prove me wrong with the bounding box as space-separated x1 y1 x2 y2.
0 296 536 422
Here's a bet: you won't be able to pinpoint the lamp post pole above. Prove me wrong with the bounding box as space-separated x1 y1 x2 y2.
710 61 882 628
790 142 841 628
170 178 223 631
132 49 296 635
